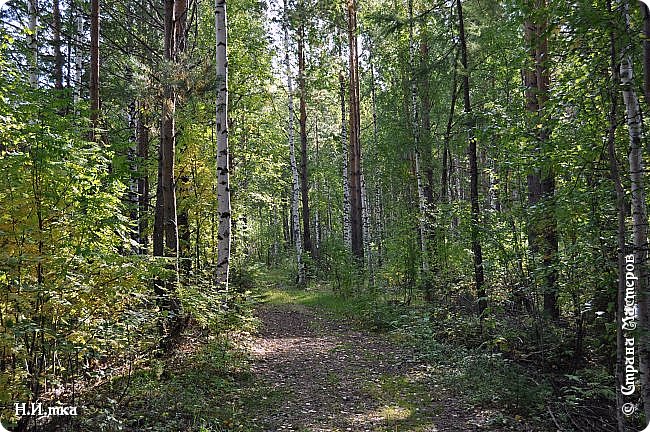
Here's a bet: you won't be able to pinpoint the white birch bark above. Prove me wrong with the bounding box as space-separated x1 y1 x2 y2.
361 171 373 284
621 48 650 426
27 0 38 87
284 0 304 285
340 68 351 250
215 0 231 290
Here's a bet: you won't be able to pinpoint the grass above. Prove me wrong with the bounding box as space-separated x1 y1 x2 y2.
72 336 253 432
262 285 376 320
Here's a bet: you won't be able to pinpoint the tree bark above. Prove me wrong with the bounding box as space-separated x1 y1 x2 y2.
298 15 312 255
456 0 486 315
340 62 351 250
215 0 231 290
524 0 559 319
347 0 363 260
137 103 149 254
284 0 305 285
621 0 650 419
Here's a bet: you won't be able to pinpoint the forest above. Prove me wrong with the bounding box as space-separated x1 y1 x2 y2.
2 0 650 430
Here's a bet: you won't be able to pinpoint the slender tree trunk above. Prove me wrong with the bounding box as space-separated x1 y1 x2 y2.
215 0 231 290
456 0 486 315
340 65 351 250
162 0 178 262
52 0 63 90
27 0 38 88
154 151 165 258
298 16 312 255
137 104 149 254
284 0 305 285
621 0 650 420
90 0 100 140
347 0 363 260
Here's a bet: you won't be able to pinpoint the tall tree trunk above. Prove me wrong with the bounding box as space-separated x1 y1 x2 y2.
284 0 305 285
298 16 312 255
153 0 184 350
621 0 650 420
340 63 351 250
52 0 63 90
524 0 559 319
90 0 100 140
215 0 231 290
137 104 149 254
27 0 38 88
456 0 486 315
347 0 363 260
162 0 178 261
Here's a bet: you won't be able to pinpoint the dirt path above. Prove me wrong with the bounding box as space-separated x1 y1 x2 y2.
239 304 526 432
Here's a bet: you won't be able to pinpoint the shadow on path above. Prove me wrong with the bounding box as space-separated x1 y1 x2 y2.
240 304 532 432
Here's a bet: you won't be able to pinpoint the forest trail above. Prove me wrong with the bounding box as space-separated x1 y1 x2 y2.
240 303 521 432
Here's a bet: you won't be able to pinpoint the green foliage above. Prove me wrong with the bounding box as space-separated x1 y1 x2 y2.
0 41 173 421
319 237 364 297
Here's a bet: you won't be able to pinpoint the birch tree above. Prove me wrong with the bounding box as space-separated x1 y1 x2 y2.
407 0 428 273
347 0 363 259
284 0 305 285
297 3 312 255
215 0 231 290
620 0 650 420
339 48 351 250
